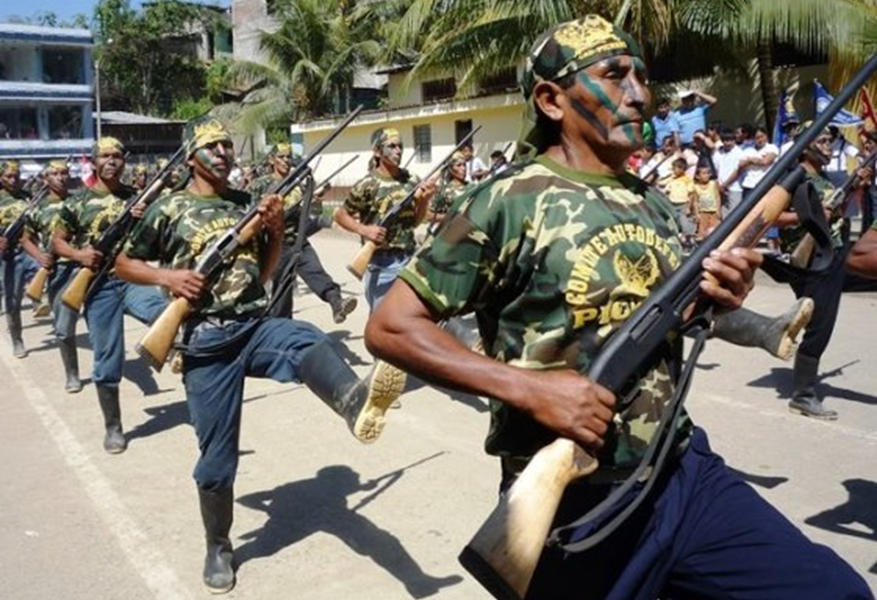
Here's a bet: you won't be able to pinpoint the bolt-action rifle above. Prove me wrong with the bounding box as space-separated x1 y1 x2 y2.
456 52 877 600
60 146 187 312
789 147 877 268
135 106 363 371
346 126 482 280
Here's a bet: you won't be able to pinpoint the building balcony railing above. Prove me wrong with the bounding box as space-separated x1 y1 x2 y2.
0 138 93 159
0 81 92 102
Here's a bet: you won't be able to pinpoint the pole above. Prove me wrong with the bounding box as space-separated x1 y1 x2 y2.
95 56 102 140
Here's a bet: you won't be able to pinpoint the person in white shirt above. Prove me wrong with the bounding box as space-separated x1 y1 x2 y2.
825 125 860 188
735 126 779 202
712 128 745 216
461 142 487 183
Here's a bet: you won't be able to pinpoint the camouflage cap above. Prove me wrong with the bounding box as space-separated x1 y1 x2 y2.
133 164 148 174
518 15 641 157
0 160 20 175
94 136 125 157
271 142 292 157
183 115 232 158
371 127 401 148
448 151 466 165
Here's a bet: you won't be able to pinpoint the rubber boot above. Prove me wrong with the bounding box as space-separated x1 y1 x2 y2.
325 288 357 324
58 338 83 393
788 353 838 420
198 487 235 594
712 297 814 361
298 340 406 443
96 385 127 453
6 312 27 358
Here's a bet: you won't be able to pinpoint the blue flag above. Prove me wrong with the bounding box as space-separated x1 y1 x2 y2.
814 80 863 127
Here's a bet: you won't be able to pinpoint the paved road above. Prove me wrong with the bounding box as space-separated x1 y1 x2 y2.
2 229 876 599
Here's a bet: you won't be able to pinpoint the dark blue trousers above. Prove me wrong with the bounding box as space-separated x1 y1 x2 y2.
525 428 872 600
182 316 326 491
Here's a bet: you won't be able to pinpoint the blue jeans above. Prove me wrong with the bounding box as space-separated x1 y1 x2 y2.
83 277 167 387
3 251 38 315
182 316 326 490
525 428 872 600
364 250 410 312
49 262 79 341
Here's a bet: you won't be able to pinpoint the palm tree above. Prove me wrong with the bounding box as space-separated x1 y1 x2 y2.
373 0 877 128
219 0 382 136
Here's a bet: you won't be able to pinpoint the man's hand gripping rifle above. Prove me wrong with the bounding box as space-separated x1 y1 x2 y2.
346 125 482 280
456 53 877 600
60 146 186 312
135 106 363 371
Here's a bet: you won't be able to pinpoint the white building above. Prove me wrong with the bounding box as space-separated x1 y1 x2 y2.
0 23 95 162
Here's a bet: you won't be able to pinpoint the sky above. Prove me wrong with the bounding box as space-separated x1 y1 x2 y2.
2 0 229 25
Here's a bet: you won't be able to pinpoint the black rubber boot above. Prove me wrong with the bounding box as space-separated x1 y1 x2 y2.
199 487 235 594
788 354 838 420
712 297 814 361
325 289 357 324
58 338 82 393
298 340 406 443
6 312 27 358
96 385 127 453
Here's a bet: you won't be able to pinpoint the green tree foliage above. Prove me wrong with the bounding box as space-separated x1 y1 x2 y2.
94 0 218 117
220 0 382 135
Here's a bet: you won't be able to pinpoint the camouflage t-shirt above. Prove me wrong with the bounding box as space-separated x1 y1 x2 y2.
400 156 689 469
248 174 307 246
778 171 845 254
25 192 67 252
431 178 470 217
0 189 29 231
124 188 267 318
57 185 136 248
344 169 421 252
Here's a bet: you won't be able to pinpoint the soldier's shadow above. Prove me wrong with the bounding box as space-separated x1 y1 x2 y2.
126 398 190 442
748 361 877 406
235 462 462 598
123 357 172 396
804 478 877 574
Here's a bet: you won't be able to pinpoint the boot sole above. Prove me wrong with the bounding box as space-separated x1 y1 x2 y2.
788 405 838 421
332 297 358 324
352 362 407 444
65 384 83 394
776 298 815 361
204 578 235 595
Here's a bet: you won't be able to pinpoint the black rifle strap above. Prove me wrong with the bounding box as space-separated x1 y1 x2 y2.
546 315 712 553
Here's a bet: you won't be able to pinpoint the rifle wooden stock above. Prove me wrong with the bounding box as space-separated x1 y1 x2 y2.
26 266 50 302
347 240 376 280
459 440 598 600
136 215 266 370
61 267 95 311
135 296 192 371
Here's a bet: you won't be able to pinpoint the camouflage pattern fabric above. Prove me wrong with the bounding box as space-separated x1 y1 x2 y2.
430 178 469 218
248 174 305 246
25 192 67 253
399 156 691 469
57 185 136 248
344 169 421 252
778 171 845 254
124 188 268 318
0 189 28 231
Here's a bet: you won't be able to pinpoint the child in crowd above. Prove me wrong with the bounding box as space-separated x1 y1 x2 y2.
693 164 721 241
665 157 698 250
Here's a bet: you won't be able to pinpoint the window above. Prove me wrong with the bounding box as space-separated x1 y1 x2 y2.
0 106 39 139
413 124 431 164
422 78 456 104
454 119 472 145
48 105 83 139
42 48 85 84
479 67 518 95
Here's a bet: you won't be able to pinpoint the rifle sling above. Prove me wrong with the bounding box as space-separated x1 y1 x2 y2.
546 316 711 553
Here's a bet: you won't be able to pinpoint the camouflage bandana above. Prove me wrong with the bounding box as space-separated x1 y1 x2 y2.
133 164 148 174
48 159 68 172
518 15 641 157
0 160 20 175
183 116 232 158
371 127 401 149
94 136 125 157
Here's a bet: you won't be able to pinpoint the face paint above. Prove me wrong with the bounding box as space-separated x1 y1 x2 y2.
380 139 403 166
